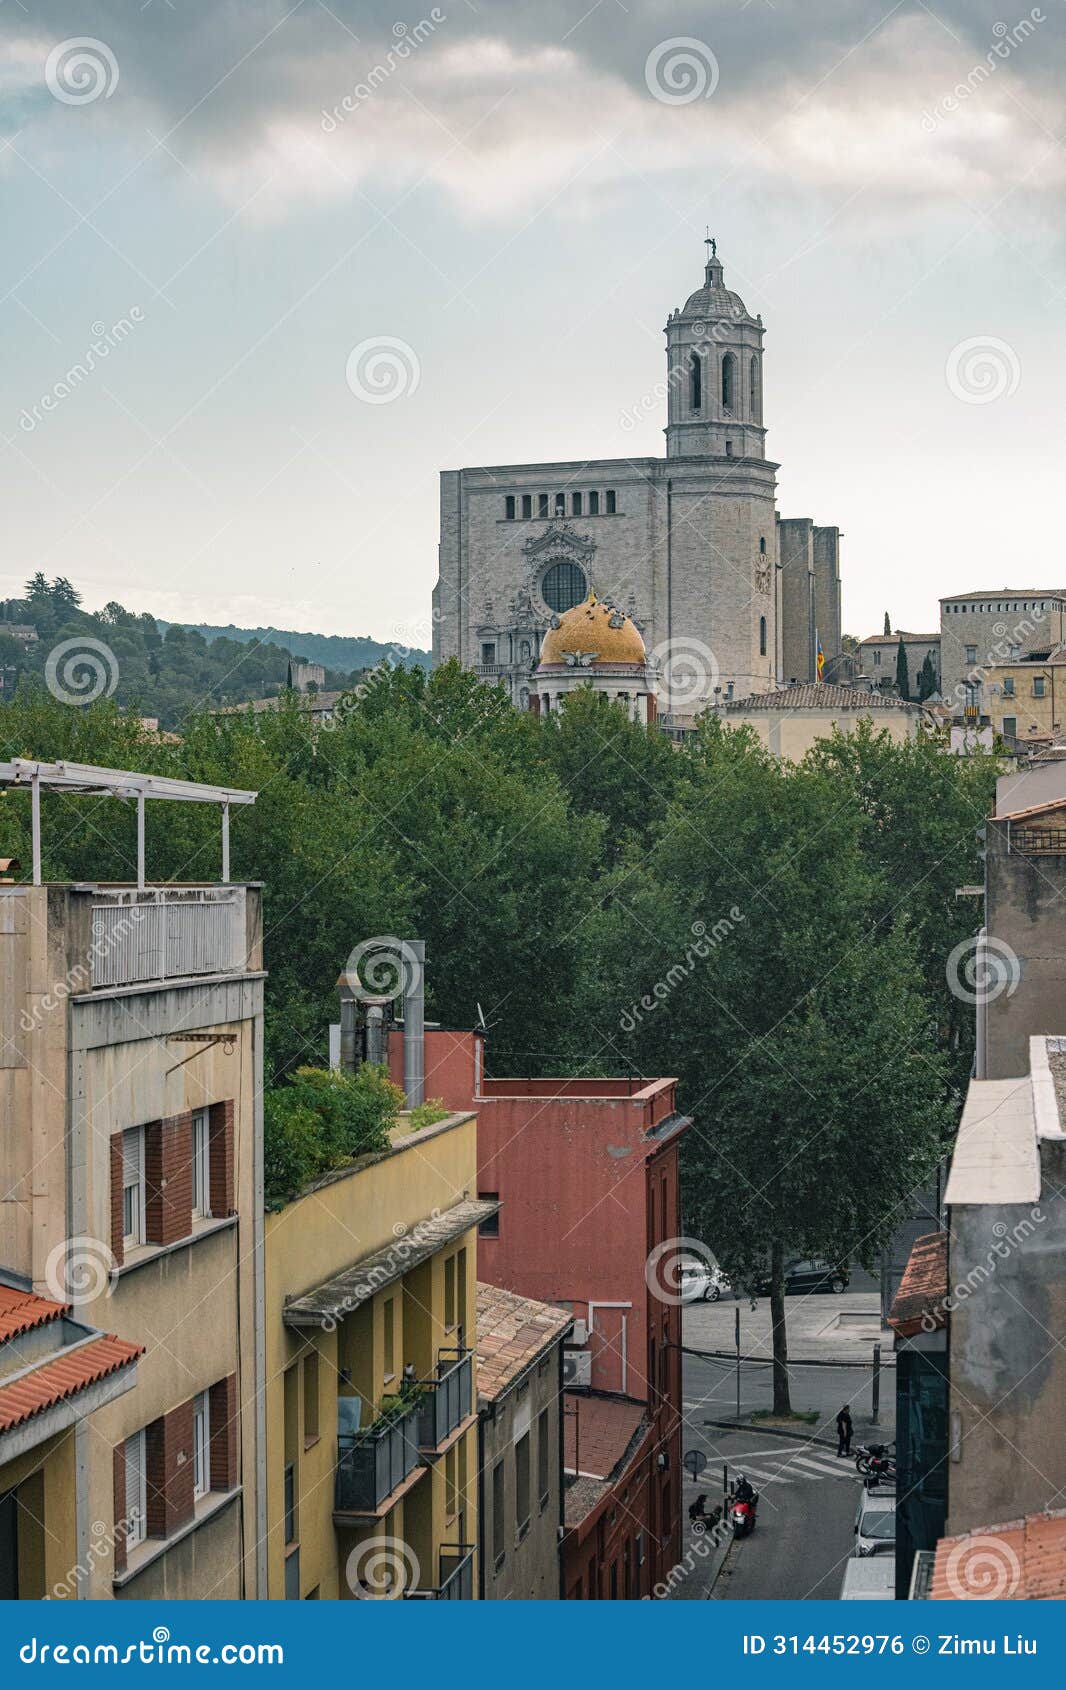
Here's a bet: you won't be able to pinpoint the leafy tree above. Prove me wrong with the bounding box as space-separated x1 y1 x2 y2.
917 652 938 701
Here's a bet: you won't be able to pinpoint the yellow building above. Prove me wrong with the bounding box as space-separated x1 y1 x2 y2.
721 682 924 759
265 1109 494 1599
983 647 1066 744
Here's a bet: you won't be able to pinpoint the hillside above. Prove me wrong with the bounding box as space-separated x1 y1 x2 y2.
0 577 429 730
161 622 431 674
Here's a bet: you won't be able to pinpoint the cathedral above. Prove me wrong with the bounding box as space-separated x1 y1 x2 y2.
433 242 842 716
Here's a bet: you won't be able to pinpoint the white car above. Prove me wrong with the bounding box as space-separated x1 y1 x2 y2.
854 1491 896 1557
678 1261 731 1303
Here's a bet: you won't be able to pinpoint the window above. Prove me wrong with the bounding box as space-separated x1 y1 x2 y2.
725 440 733 456
588 490 599 515
874 650 881 667
383 1298 395 1379
1035 676 1046 697
538 1408 550 1508
541 561 587 612
605 489 616 514
303 1351 319 1443
456 1247 467 1342
721 352 736 410
554 492 566 516
537 493 548 519
521 494 532 518
759 536 766 555
515 1432 531 1535
1003 675 1015 696
1003 716 1017 738
492 1460 505 1570
444 1255 456 1329
191 1108 210 1219
571 491 582 515
481 642 496 665
192 1390 210 1500
965 645 977 664
478 1194 500 1237
122 1128 145 1247
445 1444 458 1519
689 350 702 411
124 1429 147 1549
750 355 759 418
505 495 515 520
759 616 767 657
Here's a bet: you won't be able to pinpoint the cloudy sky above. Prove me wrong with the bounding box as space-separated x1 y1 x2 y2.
2 0 1063 646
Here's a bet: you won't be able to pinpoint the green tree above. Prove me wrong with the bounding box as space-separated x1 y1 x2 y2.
895 635 909 699
884 611 891 636
917 652 938 701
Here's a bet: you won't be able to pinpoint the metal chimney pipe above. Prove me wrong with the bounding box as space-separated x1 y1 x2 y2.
339 990 358 1074
403 939 425 1108
365 1003 386 1067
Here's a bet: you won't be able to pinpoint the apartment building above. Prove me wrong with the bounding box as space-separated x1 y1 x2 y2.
265 1103 492 1599
0 760 264 1599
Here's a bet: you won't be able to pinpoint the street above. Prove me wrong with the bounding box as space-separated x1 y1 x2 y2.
676 1285 892 1599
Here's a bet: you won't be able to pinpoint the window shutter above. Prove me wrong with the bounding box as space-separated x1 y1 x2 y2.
113 1442 127 1572
208 1101 235 1217
208 1374 238 1492
110 1136 125 1269
145 1115 193 1246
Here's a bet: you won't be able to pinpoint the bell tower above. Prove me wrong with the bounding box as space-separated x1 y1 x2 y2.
665 238 767 459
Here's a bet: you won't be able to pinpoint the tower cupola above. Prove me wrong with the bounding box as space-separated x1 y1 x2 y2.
665 238 767 460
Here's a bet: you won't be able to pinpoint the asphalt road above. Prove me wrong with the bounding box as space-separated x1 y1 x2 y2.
678 1291 888 1599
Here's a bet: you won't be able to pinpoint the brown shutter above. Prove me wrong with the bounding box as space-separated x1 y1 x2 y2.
208 1100 235 1217
209 1374 238 1492
145 1114 193 1246
110 1135 125 1269
145 1401 195 1539
113 1442 127 1573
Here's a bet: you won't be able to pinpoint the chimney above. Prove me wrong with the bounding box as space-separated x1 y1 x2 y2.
403 940 425 1108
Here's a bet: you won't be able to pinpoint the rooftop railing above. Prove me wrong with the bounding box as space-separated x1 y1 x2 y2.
90 889 245 987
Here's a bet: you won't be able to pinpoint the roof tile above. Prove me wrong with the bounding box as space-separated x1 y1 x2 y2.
0 1334 143 1434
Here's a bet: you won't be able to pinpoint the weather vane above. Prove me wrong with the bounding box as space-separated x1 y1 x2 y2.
705 228 716 259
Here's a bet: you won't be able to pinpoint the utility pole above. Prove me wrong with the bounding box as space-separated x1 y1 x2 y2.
735 1303 741 1424
872 1342 881 1424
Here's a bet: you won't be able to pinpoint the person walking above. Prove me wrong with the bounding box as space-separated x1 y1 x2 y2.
836 1404 854 1457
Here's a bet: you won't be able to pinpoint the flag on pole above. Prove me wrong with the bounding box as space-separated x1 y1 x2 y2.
816 630 825 682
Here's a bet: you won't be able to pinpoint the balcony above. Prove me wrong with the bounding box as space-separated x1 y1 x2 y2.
90 888 246 988
417 1350 473 1452
1011 827 1066 856
405 1546 475 1600
334 1399 422 1517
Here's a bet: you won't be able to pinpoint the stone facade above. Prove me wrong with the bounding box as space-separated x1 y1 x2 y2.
938 591 1066 716
434 245 841 714
858 632 940 698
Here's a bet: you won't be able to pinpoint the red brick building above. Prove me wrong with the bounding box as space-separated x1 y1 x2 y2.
387 1026 689 1598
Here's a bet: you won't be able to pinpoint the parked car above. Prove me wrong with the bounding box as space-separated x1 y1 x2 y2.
854 1491 896 1556
750 1258 850 1297
840 1554 895 1599
677 1260 731 1303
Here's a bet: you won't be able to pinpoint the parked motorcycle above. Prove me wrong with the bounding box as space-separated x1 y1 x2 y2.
854 1441 895 1475
862 1455 897 1490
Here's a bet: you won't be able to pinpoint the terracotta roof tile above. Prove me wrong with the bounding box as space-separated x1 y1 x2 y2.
475 1282 572 1401
888 1231 948 1338
563 1394 650 1527
0 1335 143 1434
0 1284 69 1343
930 1508 1066 1600
724 684 921 713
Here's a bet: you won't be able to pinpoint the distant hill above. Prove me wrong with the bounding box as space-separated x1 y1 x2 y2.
163 622 431 673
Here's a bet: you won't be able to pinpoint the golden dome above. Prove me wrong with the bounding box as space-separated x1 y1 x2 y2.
538 594 647 667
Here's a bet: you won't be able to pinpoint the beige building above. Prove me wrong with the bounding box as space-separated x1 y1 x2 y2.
858 631 940 697
0 759 264 1599
980 644 1066 744
721 682 924 760
265 1107 492 1600
939 590 1066 715
475 1281 570 1600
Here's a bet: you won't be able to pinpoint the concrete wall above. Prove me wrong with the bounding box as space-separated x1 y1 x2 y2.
778 517 814 684
724 705 919 761
479 1346 564 1600
985 820 1066 1078
812 526 842 669
947 1139 1066 1533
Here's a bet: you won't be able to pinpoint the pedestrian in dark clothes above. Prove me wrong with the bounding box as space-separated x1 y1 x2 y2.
836 1405 853 1457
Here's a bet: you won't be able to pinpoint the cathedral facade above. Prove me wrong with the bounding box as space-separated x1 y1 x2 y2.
434 244 841 715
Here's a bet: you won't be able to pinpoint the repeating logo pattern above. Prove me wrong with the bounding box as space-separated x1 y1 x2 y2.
944 1533 1022 1599
946 934 1019 1006
345 1535 421 1598
644 38 720 106
45 38 119 105
345 936 423 1003
45 637 119 705
945 337 1021 405
345 337 421 404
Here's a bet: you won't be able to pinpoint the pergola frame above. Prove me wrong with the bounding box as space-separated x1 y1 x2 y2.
0 758 257 891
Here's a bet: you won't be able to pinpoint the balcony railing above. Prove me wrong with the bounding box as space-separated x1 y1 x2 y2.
405 1546 475 1601
334 1399 421 1515
1011 827 1066 856
417 1350 473 1451
90 890 244 987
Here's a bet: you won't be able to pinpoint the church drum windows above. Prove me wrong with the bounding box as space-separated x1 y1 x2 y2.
521 494 532 518
721 352 736 412
538 493 549 519
759 616 767 657
588 491 599 515
690 351 702 412
572 492 582 516
605 489 616 515
541 561 587 614
554 492 566 516
505 496 515 520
